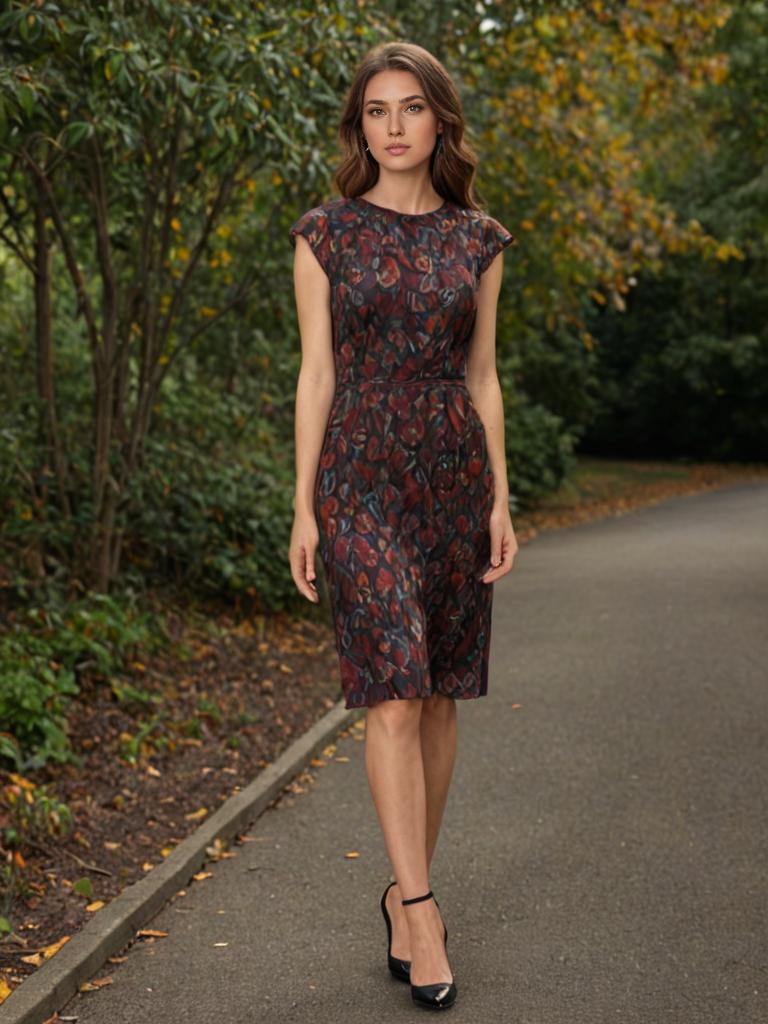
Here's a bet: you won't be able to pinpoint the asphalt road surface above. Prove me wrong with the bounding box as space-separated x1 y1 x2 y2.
62 482 768 1024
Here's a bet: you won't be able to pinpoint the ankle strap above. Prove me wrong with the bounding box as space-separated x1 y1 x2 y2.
401 889 433 906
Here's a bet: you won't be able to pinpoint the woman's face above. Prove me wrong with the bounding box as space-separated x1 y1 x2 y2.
361 69 441 168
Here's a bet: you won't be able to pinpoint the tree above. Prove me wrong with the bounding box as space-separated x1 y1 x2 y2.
0 0 361 590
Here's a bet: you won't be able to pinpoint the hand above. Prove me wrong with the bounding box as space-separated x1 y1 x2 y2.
481 502 518 584
290 511 321 602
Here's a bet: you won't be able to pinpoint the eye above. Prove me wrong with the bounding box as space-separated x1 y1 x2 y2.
367 104 425 116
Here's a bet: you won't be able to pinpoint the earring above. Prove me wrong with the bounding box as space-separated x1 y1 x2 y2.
363 136 370 152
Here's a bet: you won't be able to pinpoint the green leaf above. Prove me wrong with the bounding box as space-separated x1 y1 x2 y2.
73 877 94 898
62 121 93 147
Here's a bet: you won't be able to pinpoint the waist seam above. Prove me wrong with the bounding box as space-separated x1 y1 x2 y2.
336 376 467 389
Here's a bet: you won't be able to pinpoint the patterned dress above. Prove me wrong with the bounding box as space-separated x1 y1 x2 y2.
290 194 516 709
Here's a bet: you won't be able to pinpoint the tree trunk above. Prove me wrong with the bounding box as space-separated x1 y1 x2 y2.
33 195 71 519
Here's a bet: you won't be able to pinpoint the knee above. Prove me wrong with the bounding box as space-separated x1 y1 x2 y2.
421 692 456 719
367 697 423 736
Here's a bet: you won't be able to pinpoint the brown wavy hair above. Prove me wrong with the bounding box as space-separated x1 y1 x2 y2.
333 41 485 212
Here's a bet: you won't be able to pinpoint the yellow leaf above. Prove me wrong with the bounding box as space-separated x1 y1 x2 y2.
170 217 182 232
79 976 113 991
193 871 213 881
345 851 360 859
42 936 71 959
9 773 34 790
185 807 208 820
86 900 105 912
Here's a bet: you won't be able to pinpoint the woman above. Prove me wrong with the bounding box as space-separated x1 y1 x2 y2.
288 40 518 1011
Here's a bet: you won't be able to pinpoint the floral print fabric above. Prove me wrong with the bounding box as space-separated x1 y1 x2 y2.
290 195 516 708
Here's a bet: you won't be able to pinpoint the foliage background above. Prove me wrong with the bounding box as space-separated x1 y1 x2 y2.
0 0 765 774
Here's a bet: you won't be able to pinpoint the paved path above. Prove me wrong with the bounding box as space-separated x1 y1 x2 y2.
62 483 768 1023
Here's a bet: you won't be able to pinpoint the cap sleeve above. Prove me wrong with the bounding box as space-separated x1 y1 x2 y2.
478 214 517 275
289 205 334 279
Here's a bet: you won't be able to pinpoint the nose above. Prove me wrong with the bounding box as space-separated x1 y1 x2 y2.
388 112 404 135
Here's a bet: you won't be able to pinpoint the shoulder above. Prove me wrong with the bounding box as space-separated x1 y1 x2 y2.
451 206 517 275
453 205 514 236
289 197 351 239
289 198 352 277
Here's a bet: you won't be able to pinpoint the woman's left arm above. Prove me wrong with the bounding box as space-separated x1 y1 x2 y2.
465 251 519 582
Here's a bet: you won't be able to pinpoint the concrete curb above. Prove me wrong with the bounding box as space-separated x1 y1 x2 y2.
1 698 360 1024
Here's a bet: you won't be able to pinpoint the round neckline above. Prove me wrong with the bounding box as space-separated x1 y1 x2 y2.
353 195 449 218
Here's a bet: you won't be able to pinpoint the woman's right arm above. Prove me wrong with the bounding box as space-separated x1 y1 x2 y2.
289 231 335 603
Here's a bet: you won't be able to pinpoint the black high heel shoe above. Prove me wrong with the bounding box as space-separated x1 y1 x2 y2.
401 889 457 1010
381 881 411 983
381 882 449 984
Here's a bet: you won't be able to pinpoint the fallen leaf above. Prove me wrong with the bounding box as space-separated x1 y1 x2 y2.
42 936 70 959
85 901 105 912
345 851 360 859
193 871 213 881
79 976 113 991
185 807 208 820
137 929 168 938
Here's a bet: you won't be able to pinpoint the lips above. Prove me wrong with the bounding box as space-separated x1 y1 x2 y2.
386 145 409 152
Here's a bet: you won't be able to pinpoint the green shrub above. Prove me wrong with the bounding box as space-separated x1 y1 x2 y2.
0 593 166 771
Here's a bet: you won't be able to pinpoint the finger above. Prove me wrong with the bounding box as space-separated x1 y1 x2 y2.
305 547 320 600
305 545 317 584
292 547 320 602
481 538 515 582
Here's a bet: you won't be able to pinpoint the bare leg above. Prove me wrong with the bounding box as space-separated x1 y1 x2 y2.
420 693 458 867
365 694 456 984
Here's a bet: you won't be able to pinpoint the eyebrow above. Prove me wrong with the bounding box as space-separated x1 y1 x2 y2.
365 94 426 105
